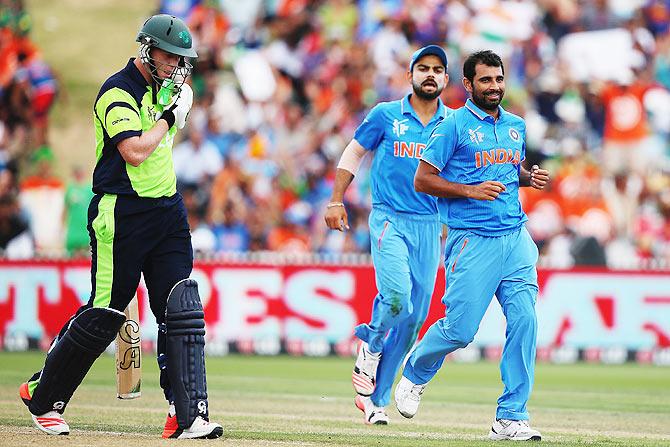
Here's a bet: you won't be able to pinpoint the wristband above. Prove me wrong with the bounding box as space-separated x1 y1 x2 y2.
160 109 175 128
326 202 345 209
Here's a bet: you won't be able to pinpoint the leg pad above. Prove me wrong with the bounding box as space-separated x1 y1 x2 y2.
165 279 209 429
29 307 125 415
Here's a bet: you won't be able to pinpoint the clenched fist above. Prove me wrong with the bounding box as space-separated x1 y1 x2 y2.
529 165 550 190
324 203 350 231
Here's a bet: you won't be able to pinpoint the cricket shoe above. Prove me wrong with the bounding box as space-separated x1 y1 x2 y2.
31 411 70 435
488 419 542 441
20 382 70 435
354 395 389 425
352 341 381 396
394 376 426 419
162 404 178 438
162 405 223 439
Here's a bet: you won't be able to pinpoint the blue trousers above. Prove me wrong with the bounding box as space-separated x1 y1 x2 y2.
354 206 441 407
403 226 538 420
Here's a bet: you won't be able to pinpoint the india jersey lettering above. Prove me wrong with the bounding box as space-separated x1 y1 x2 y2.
354 94 450 215
421 98 528 235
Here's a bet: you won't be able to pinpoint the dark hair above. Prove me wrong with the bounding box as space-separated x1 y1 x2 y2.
463 50 504 83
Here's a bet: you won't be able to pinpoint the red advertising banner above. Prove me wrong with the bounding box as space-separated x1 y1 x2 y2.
1 260 669 363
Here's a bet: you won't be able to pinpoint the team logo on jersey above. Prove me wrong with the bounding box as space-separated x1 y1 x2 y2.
509 128 520 142
468 126 484 144
392 119 409 137
147 105 158 122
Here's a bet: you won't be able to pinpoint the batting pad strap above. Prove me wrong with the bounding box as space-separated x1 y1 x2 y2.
166 310 205 334
165 279 209 429
29 307 125 415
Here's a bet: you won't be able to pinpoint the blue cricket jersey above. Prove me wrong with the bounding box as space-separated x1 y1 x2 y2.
421 98 528 235
354 94 450 215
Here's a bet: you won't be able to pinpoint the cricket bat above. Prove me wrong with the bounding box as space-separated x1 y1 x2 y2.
116 295 141 399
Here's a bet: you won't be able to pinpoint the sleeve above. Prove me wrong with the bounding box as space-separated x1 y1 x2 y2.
94 86 142 145
353 104 385 151
420 114 458 172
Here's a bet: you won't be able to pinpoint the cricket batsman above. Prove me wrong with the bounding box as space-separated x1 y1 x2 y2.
18 15 223 439
325 45 451 424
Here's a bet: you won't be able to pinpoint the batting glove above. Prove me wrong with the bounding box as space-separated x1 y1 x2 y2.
159 83 193 130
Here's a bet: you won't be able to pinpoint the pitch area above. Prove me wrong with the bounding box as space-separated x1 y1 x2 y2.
0 352 668 446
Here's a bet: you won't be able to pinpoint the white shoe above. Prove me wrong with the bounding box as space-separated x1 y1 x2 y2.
394 376 426 419
31 410 70 435
354 395 389 425
167 416 223 439
352 342 381 396
488 419 542 441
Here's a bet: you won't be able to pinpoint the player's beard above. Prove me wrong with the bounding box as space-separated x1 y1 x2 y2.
472 86 504 112
412 79 443 100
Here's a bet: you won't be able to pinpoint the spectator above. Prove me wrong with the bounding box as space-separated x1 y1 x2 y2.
16 51 59 148
598 75 655 176
18 145 63 253
0 192 33 258
189 210 217 256
62 165 93 257
212 201 249 252
267 201 311 252
5 0 670 269
172 119 224 189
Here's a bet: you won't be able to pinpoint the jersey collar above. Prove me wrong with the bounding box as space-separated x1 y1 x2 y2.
125 58 150 88
465 98 507 123
401 93 448 125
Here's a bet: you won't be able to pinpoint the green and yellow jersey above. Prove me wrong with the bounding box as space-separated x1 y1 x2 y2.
92 58 177 198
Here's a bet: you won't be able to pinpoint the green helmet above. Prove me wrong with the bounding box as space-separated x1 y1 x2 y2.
136 15 197 90
136 14 197 58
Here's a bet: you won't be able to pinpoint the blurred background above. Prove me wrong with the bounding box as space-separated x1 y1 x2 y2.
1 0 669 362
1 0 669 266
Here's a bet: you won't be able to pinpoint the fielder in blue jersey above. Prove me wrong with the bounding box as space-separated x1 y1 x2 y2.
394 50 550 441
324 45 451 425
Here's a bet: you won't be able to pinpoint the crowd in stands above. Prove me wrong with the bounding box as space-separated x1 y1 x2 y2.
1 0 669 269
0 0 67 258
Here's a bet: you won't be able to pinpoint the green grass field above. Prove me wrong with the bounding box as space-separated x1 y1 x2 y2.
0 352 668 446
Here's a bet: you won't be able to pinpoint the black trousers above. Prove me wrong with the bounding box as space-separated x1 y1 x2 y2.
33 192 194 404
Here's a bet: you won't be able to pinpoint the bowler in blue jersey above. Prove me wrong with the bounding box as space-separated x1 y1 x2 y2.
324 45 451 425
394 50 550 441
